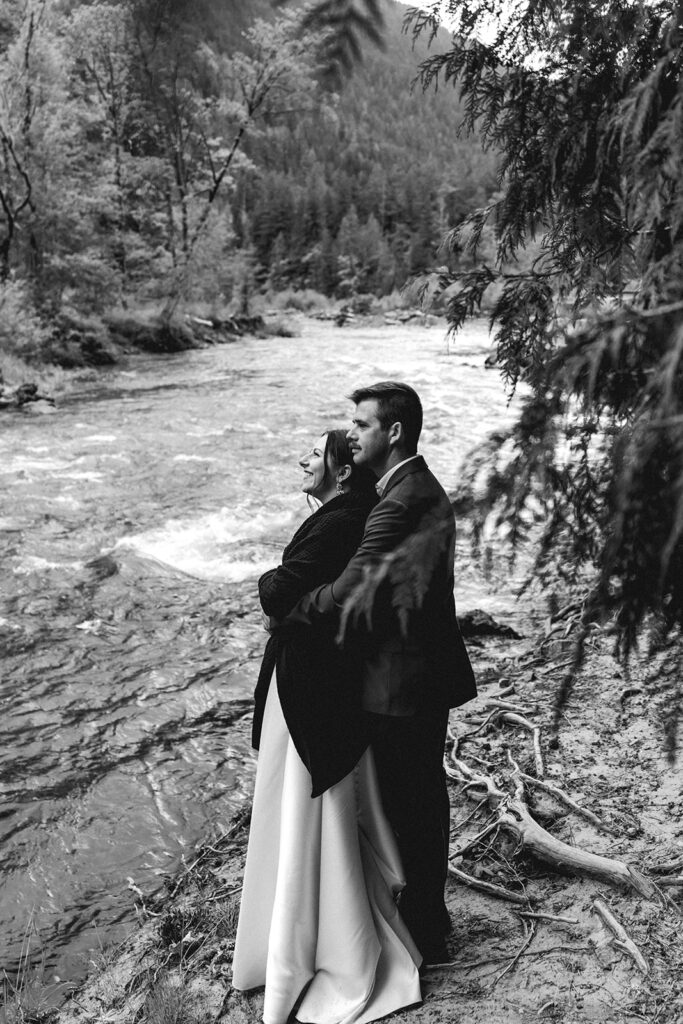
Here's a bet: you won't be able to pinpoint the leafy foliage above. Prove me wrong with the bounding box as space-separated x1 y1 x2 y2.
298 0 386 84
409 1 683 726
0 0 496 330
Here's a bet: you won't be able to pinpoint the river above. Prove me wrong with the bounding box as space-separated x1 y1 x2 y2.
0 317 524 993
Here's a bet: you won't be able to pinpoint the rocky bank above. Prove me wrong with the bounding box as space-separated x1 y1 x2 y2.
42 610 683 1024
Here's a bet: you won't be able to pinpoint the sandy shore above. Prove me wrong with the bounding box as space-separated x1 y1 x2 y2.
53 621 683 1024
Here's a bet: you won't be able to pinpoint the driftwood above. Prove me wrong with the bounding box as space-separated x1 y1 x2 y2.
650 856 683 874
424 944 592 975
507 753 613 834
491 919 537 986
445 740 654 897
518 910 580 925
448 863 528 905
494 712 545 778
592 898 649 975
454 709 544 777
484 698 533 715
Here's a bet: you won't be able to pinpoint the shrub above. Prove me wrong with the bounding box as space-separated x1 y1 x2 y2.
261 287 332 313
0 280 51 363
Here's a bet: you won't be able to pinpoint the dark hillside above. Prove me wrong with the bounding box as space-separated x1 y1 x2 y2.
235 0 498 296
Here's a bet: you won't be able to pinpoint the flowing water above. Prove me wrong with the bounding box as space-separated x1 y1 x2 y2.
0 318 524 992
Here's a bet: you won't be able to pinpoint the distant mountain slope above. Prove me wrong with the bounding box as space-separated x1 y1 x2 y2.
238 0 498 295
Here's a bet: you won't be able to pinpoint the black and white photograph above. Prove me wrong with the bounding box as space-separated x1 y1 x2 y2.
2 1 683 1022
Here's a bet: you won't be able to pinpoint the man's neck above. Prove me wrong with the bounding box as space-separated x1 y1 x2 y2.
373 449 412 478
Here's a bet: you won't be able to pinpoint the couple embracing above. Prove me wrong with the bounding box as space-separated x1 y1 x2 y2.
232 381 476 1024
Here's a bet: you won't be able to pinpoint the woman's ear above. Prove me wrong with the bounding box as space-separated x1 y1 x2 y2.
338 464 351 482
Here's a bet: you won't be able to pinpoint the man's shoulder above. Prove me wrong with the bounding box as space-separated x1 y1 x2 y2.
385 461 448 504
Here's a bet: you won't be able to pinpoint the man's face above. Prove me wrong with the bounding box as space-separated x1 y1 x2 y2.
347 399 391 474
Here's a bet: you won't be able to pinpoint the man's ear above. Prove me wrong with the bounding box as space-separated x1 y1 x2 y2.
388 421 403 447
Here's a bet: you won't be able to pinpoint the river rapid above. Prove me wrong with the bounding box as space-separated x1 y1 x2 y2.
0 318 523 992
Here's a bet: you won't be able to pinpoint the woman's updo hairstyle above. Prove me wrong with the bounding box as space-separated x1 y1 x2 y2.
323 428 377 499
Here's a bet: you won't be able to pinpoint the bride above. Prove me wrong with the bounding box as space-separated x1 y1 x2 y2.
231 428 422 1024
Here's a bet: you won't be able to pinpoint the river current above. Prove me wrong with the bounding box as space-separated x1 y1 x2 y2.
0 318 523 990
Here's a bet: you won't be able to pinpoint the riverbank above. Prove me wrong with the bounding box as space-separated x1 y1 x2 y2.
43 618 683 1024
0 301 446 413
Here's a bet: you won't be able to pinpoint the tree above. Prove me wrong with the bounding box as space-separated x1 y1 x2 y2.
0 0 113 309
406 0 683 740
67 3 137 299
139 9 325 318
296 0 386 83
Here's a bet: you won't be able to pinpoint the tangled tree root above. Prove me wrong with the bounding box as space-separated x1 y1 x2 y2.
445 696 656 900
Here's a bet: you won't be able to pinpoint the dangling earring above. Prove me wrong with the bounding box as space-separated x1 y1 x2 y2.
336 477 344 495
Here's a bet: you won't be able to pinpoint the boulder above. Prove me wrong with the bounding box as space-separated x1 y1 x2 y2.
458 608 522 639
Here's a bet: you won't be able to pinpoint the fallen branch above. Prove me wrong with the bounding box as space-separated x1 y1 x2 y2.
592 899 649 975
650 856 683 874
423 944 591 974
467 753 497 771
445 755 654 897
491 920 537 987
518 911 580 925
493 711 545 777
450 797 489 832
619 686 644 704
448 863 528 905
484 698 532 715
652 876 683 887
506 751 613 834
497 683 516 699
450 821 501 859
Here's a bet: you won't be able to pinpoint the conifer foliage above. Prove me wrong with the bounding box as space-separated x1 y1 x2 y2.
411 1 683 704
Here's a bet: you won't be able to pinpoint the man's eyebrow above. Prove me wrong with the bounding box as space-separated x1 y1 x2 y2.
352 417 369 426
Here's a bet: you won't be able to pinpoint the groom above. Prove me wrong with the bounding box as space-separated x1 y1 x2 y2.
285 380 476 964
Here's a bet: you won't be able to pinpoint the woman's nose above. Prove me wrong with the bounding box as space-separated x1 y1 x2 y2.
299 455 308 468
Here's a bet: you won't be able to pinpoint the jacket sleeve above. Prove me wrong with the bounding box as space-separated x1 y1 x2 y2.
259 508 368 621
281 498 411 625
258 545 332 620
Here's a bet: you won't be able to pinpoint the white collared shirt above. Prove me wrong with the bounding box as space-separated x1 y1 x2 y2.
375 455 421 497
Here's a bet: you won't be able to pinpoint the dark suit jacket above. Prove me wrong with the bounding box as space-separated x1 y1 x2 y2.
253 490 376 796
287 456 477 716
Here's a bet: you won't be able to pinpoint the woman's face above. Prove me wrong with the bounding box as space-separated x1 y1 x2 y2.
299 434 334 502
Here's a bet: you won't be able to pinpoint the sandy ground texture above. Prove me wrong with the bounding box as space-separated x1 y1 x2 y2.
52 620 683 1024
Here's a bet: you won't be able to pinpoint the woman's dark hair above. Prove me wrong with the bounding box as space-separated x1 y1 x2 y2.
323 428 377 498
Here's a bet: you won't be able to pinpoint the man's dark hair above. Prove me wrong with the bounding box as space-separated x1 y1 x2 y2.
348 381 423 454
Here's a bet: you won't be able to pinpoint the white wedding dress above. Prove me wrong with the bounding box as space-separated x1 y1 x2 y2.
232 678 422 1024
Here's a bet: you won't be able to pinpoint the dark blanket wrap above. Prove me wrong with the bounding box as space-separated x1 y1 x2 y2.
252 490 376 797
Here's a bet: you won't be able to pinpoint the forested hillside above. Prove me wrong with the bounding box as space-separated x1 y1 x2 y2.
0 0 496 360
237 5 497 299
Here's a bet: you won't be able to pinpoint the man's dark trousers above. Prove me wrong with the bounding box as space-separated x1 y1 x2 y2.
366 705 451 955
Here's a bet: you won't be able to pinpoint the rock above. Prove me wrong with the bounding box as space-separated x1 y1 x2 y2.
0 380 55 410
335 305 356 326
458 608 522 639
24 398 56 414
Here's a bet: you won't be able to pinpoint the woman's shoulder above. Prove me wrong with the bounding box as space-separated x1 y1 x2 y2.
322 491 377 520
288 492 376 543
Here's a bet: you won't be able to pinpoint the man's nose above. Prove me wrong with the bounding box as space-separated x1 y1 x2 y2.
346 427 356 441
